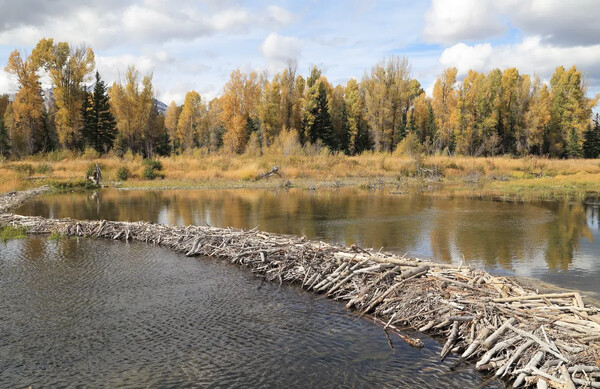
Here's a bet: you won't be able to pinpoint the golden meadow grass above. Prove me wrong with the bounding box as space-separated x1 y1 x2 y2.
1 153 599 198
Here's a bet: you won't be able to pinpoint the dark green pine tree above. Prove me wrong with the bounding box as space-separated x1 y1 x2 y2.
0 118 10 157
355 118 372 154
565 128 583 158
82 71 118 153
303 81 335 150
426 103 437 142
583 114 600 159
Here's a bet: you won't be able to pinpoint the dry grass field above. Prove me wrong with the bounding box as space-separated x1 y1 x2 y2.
1 150 599 198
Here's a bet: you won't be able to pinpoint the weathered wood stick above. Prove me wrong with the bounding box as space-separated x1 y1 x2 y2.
440 320 460 360
571 378 600 388
461 327 491 359
507 324 569 363
476 336 520 367
493 293 581 304
497 339 534 377
482 318 516 349
560 365 577 389
513 350 545 388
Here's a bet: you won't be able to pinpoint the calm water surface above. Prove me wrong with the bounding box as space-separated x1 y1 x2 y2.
0 238 501 388
14 188 600 296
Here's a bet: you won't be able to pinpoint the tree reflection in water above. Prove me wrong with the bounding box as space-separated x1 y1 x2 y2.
14 188 598 275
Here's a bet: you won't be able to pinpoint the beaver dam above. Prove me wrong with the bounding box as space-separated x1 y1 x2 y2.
1 188 600 388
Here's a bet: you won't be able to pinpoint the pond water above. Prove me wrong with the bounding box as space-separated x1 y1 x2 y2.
14 188 600 296
0 237 502 388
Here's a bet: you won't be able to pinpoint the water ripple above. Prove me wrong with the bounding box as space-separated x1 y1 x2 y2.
0 238 502 388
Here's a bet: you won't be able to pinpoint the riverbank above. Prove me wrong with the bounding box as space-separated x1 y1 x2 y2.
1 154 599 199
1 187 599 388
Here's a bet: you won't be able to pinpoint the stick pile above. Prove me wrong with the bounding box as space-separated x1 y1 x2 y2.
0 186 49 213
1 189 599 388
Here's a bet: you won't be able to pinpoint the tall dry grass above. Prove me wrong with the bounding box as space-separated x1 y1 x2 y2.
1 150 599 195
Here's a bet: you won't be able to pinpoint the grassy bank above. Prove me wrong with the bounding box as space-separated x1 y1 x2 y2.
1 153 599 199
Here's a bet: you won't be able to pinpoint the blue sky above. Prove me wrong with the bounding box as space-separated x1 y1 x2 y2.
1 0 599 104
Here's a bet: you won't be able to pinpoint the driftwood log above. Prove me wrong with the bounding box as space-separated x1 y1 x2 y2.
255 166 281 181
1 187 599 388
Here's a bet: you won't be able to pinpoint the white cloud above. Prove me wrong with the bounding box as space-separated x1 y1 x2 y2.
260 33 303 72
502 0 600 46
209 9 251 32
423 0 505 45
0 2 296 48
424 0 600 47
96 51 174 83
439 36 600 87
266 5 295 26
0 70 15 94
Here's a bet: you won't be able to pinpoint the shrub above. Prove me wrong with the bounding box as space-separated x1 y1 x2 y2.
142 159 162 171
9 163 34 176
394 132 424 158
44 149 69 162
36 163 53 174
142 159 163 180
82 147 100 160
116 167 130 181
267 129 303 156
50 179 99 191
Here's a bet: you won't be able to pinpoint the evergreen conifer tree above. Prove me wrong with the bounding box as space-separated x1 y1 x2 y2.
0 118 10 157
583 114 600 158
565 128 583 158
82 71 117 153
303 80 335 149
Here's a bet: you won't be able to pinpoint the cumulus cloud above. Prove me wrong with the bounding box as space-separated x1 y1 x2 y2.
95 51 175 84
0 1 296 47
0 70 15 94
0 0 120 31
423 0 505 45
501 0 600 46
260 33 303 72
439 36 600 87
424 0 600 47
267 5 295 26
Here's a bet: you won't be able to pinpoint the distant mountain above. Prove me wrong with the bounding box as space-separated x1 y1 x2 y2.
154 99 167 115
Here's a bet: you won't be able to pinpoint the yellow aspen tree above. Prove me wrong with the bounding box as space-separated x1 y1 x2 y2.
258 76 282 145
108 66 154 154
164 101 180 153
32 38 95 150
431 67 458 153
524 79 551 155
5 50 46 156
177 91 204 152
409 92 430 143
220 69 260 153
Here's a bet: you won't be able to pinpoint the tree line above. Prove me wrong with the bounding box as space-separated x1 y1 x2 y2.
1 38 599 160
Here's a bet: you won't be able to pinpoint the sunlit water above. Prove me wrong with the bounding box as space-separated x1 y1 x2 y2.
14 188 600 296
0 238 502 388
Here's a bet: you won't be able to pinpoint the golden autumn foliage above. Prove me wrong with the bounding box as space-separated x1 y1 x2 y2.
5 50 45 156
177 91 205 152
220 70 260 154
32 38 95 149
2 38 599 160
108 66 154 154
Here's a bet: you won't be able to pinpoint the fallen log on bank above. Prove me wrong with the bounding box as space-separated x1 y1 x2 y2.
0 189 599 388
